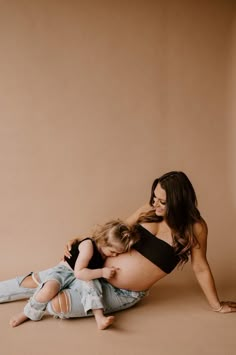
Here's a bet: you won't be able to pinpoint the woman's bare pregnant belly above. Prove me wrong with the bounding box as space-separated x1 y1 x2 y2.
104 249 166 291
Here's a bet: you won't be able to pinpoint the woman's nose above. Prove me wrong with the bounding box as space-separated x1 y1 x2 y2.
153 198 159 207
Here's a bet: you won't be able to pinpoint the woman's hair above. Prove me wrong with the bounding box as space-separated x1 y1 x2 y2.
92 219 140 252
137 171 202 266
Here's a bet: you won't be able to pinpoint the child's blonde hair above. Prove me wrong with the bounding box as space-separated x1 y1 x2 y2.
92 219 140 252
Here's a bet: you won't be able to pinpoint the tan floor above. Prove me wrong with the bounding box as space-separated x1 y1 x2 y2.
1 270 235 355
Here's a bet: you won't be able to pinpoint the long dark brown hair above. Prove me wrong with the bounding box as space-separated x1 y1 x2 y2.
137 171 202 266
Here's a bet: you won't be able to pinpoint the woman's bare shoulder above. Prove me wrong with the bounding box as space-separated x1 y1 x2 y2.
193 218 208 241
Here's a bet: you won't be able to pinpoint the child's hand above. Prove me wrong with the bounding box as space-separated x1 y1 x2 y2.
102 267 118 279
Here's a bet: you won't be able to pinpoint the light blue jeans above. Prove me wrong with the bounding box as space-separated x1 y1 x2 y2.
47 278 147 318
0 268 147 318
24 264 88 321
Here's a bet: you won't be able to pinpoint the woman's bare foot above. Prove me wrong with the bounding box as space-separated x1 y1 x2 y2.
96 315 115 330
9 312 29 327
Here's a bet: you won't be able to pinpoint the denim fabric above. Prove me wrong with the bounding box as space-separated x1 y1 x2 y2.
80 280 104 313
0 269 148 320
0 273 36 303
47 278 147 319
24 297 47 320
39 264 76 289
0 266 65 304
22 264 77 321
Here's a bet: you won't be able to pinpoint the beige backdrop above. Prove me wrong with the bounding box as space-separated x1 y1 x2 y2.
0 1 235 355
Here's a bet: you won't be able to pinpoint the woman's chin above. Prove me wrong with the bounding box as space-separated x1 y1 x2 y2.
155 210 164 217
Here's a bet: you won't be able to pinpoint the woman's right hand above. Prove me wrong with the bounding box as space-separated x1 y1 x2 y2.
213 301 236 313
64 238 78 258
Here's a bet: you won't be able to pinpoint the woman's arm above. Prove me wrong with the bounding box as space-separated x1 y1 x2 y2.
73 240 116 281
191 220 236 313
64 232 91 258
64 237 80 258
125 203 153 225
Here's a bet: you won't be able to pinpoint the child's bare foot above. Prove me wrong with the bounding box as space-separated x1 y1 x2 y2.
96 315 115 330
9 312 29 327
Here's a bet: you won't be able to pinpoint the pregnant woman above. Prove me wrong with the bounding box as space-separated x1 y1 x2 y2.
1 171 236 322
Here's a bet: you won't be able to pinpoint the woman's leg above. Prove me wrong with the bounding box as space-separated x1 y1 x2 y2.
10 265 76 327
47 279 147 319
0 273 38 303
0 267 69 303
46 279 101 319
10 280 61 327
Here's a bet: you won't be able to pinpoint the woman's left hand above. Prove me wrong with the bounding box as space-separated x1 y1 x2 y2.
214 301 236 313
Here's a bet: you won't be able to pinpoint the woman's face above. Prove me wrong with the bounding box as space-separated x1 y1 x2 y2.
153 183 167 217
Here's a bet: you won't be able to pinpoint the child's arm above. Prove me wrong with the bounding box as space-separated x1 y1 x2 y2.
74 239 116 281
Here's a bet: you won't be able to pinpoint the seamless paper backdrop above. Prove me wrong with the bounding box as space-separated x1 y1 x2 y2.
0 2 236 354
0 0 235 274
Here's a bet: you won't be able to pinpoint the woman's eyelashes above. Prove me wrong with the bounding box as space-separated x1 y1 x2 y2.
153 195 166 206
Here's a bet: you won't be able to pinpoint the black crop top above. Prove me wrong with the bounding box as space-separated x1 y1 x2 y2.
64 238 104 270
134 224 179 273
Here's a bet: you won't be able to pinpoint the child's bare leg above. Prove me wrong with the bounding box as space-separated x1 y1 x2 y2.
10 280 60 328
93 308 115 330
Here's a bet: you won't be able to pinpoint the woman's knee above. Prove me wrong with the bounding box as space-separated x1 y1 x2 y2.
50 291 70 314
48 290 89 318
20 274 39 288
35 280 61 303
